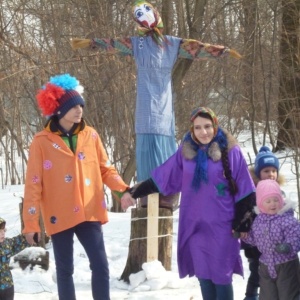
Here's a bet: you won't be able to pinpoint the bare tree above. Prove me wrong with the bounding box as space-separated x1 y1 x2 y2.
277 0 300 150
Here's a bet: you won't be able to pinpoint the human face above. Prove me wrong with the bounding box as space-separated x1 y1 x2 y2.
260 167 278 180
261 196 281 214
0 228 6 243
59 105 83 131
192 116 214 145
134 3 156 28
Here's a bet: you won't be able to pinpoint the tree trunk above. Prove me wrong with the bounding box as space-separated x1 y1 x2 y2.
120 207 173 283
173 0 208 139
241 0 259 154
276 0 300 150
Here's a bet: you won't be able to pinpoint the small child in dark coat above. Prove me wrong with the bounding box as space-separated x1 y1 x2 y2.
0 218 30 300
241 145 286 300
242 180 300 300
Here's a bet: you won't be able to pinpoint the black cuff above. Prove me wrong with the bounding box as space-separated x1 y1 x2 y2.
232 192 256 232
129 178 159 199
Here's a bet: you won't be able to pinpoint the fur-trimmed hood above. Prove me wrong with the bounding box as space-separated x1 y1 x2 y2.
249 166 285 187
247 197 300 279
182 128 237 161
254 198 296 215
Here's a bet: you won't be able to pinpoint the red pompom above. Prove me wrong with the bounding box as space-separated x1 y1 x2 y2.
36 83 65 116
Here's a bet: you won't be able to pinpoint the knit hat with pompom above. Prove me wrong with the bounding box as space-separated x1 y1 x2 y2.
36 74 85 119
254 146 279 179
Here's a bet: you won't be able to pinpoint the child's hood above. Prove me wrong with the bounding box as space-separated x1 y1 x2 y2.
254 198 296 215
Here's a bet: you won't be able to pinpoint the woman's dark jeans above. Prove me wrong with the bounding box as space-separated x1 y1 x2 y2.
198 278 233 300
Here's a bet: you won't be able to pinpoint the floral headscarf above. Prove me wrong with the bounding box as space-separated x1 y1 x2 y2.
190 106 219 137
132 1 166 46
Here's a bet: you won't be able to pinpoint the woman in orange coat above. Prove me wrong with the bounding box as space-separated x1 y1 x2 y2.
23 73 130 300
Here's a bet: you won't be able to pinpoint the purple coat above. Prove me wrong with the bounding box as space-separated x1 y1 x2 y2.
242 201 300 278
151 132 255 284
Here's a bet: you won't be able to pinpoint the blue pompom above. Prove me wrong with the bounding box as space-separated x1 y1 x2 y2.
259 146 271 153
49 74 79 91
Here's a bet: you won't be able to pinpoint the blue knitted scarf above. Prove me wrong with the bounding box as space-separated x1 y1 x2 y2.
184 128 228 190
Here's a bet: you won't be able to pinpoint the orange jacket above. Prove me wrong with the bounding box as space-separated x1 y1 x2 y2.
23 122 129 235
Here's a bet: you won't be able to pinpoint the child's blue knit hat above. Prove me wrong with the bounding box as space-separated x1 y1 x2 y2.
254 146 279 178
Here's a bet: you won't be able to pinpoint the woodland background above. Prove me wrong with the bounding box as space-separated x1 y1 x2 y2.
0 0 299 213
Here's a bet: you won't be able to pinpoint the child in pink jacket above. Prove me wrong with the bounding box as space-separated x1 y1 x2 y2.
242 179 300 300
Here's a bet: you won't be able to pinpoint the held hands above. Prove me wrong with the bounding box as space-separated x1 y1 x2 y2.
121 192 136 211
232 230 248 239
275 243 291 254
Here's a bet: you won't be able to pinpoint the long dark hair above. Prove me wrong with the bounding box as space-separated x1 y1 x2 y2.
221 147 238 196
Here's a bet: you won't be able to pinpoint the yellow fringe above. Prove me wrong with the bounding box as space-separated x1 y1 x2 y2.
229 49 242 59
70 38 91 50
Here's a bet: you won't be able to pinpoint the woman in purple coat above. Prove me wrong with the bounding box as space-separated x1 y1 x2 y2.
122 107 256 300
242 179 300 300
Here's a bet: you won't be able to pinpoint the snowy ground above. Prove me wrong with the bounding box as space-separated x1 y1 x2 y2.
1 133 299 299
3 185 250 300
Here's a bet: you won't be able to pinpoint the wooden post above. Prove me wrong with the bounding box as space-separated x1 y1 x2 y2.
147 193 159 262
120 207 173 282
